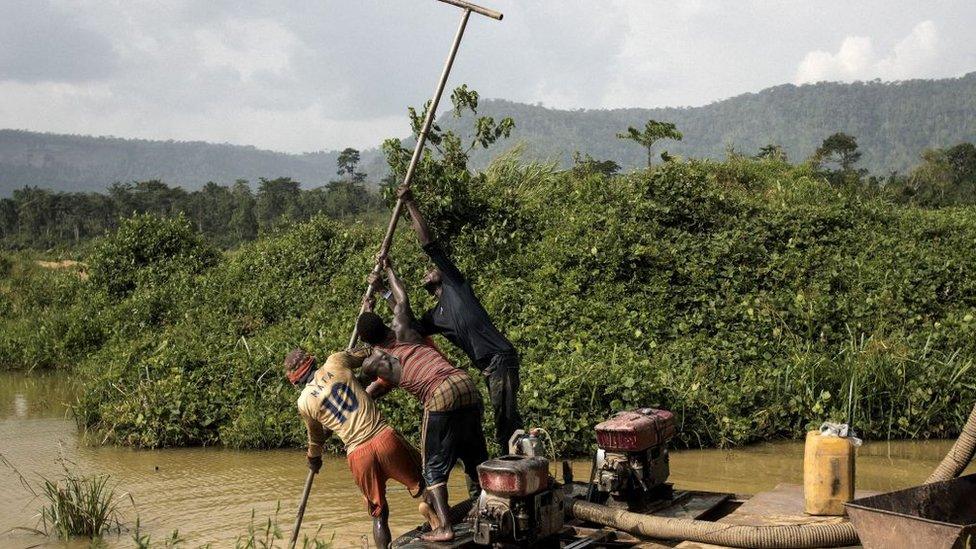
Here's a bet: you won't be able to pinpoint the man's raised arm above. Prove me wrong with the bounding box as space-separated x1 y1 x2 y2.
383 258 424 344
398 186 433 246
398 186 464 284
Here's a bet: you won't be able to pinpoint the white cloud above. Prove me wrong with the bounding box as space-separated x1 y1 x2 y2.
795 21 941 84
1 1 974 153
195 18 299 80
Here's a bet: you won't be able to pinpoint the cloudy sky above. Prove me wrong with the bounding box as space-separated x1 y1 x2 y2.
1 0 974 153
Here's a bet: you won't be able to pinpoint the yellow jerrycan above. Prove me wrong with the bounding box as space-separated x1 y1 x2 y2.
803 427 856 516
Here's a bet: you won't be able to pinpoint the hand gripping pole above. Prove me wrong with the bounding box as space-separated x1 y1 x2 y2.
346 1 502 349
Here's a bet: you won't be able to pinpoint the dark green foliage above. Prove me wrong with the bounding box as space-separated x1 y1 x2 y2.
5 140 976 453
88 214 218 298
336 147 366 183
947 143 976 181
9 155 951 454
572 152 621 178
756 144 787 162
879 142 976 207
0 176 384 250
813 132 862 173
0 253 96 371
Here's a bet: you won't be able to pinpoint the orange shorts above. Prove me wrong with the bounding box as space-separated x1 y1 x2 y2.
347 427 424 517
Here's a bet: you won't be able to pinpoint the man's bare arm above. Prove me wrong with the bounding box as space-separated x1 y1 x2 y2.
398 187 433 246
366 271 396 312
366 380 393 400
384 260 424 344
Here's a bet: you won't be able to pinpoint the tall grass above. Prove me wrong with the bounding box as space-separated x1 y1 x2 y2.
235 502 334 549
131 517 185 548
1 452 128 540
36 470 128 539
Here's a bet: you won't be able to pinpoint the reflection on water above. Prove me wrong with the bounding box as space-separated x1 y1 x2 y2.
0 372 466 548
1 372 973 547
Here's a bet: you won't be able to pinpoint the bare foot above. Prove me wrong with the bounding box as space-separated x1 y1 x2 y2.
420 526 454 542
418 501 442 530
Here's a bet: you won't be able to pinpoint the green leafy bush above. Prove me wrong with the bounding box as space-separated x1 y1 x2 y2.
8 156 976 453
88 213 218 298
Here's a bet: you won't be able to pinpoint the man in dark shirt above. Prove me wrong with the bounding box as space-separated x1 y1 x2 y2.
396 186 524 452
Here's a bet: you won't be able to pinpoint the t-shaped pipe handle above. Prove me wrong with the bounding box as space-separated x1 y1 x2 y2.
435 0 503 20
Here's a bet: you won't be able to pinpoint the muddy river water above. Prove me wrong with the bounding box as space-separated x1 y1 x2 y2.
2 372 973 548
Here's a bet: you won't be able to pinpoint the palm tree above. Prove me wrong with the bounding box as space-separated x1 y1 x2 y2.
617 120 683 167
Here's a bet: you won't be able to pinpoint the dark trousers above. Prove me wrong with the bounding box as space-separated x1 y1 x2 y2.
480 352 524 453
422 405 488 489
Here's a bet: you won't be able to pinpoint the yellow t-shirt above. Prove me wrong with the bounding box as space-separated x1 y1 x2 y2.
297 351 387 457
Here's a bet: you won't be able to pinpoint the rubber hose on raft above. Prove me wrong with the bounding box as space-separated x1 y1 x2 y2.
570 500 857 549
570 399 976 549
926 400 976 483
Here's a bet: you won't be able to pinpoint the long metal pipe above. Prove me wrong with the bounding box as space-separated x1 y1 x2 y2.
347 7 478 349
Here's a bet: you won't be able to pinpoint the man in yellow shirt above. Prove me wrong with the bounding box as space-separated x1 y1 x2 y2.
286 347 435 548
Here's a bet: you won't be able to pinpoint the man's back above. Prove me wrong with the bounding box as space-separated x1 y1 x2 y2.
418 241 514 363
375 341 460 405
298 351 387 453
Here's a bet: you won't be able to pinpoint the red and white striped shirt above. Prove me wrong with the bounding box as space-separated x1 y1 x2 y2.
374 340 458 405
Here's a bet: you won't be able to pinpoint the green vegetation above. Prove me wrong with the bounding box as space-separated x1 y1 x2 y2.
1 451 331 547
35 472 126 540
3 154 975 454
5 74 976 197
0 151 383 249
617 119 683 166
233 504 333 549
0 129 346 194
3 85 976 457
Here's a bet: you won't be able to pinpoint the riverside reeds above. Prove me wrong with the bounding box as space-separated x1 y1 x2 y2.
36 470 127 539
1 452 127 540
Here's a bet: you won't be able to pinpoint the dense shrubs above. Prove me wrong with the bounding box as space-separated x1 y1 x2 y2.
88 213 218 298
6 156 976 454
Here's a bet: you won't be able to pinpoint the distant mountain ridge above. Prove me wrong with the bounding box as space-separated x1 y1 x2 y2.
0 131 343 195
459 72 976 173
2 73 975 195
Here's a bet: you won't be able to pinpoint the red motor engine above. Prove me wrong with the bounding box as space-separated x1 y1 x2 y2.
594 408 675 510
473 431 565 547
477 455 549 498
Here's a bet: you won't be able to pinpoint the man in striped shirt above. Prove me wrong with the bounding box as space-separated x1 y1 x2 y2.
359 256 488 543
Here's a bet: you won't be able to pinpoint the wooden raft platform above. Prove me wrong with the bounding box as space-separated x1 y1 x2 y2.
673 484 877 549
395 484 879 548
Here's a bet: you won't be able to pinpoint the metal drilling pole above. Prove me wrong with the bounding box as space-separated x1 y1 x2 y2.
291 4 502 545
347 1 502 349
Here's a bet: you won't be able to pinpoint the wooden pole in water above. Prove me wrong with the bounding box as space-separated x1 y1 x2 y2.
346 0 503 350
288 469 316 549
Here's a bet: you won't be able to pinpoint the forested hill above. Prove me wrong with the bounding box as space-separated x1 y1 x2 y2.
0 131 342 195
462 73 976 174
2 73 975 195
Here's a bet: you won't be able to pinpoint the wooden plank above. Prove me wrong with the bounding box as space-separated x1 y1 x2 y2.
393 521 476 549
653 491 735 520
675 484 877 549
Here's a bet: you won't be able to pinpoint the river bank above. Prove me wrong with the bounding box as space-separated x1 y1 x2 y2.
3 372 973 548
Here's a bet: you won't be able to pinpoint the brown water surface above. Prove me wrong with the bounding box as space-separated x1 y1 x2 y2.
1 372 973 548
